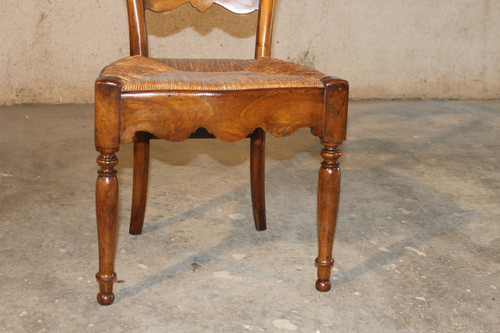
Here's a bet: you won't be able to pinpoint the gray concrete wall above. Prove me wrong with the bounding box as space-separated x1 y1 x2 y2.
1 0 499 105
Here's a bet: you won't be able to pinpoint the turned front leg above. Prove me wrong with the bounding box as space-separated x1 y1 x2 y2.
316 77 348 291
95 152 119 305
316 142 341 291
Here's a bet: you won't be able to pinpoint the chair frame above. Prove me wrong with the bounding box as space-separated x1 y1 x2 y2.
94 0 348 305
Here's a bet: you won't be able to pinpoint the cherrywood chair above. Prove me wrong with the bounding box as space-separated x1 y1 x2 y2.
94 0 348 305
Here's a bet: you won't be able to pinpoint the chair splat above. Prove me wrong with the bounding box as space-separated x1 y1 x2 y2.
146 0 259 13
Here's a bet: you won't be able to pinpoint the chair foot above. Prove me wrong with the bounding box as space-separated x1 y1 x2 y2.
315 258 334 291
315 280 331 292
96 271 117 305
97 292 115 306
253 207 267 231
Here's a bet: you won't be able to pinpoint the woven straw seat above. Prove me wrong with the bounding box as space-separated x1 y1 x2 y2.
101 55 326 91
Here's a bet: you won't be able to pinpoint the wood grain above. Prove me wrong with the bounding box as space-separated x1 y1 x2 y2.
119 88 324 143
94 78 122 152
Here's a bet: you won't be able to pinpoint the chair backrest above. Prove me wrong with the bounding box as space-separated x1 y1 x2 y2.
126 0 275 59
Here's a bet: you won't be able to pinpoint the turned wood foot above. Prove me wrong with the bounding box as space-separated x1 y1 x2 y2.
315 258 334 291
250 128 267 231
129 132 150 235
96 272 117 305
96 152 119 305
316 142 341 292
97 292 115 305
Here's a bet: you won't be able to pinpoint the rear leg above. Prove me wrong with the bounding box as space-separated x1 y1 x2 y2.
250 128 266 231
129 132 150 235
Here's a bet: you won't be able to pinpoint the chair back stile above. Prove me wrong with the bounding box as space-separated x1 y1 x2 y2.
127 0 148 56
125 0 275 59
255 0 274 58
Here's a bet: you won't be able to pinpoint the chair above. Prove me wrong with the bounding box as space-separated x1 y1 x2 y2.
94 0 348 305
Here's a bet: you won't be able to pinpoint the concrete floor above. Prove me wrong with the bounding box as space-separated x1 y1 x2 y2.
0 100 498 332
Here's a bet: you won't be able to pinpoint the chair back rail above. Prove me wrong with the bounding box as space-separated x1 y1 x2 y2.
126 0 274 58
147 0 259 13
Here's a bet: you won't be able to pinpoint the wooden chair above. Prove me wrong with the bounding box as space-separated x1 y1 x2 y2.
94 0 348 305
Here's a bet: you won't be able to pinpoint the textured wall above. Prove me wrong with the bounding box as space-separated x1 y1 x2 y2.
0 0 499 105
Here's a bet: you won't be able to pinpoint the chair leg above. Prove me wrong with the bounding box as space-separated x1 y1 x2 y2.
95 151 119 305
316 142 342 291
250 128 266 231
129 132 150 235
